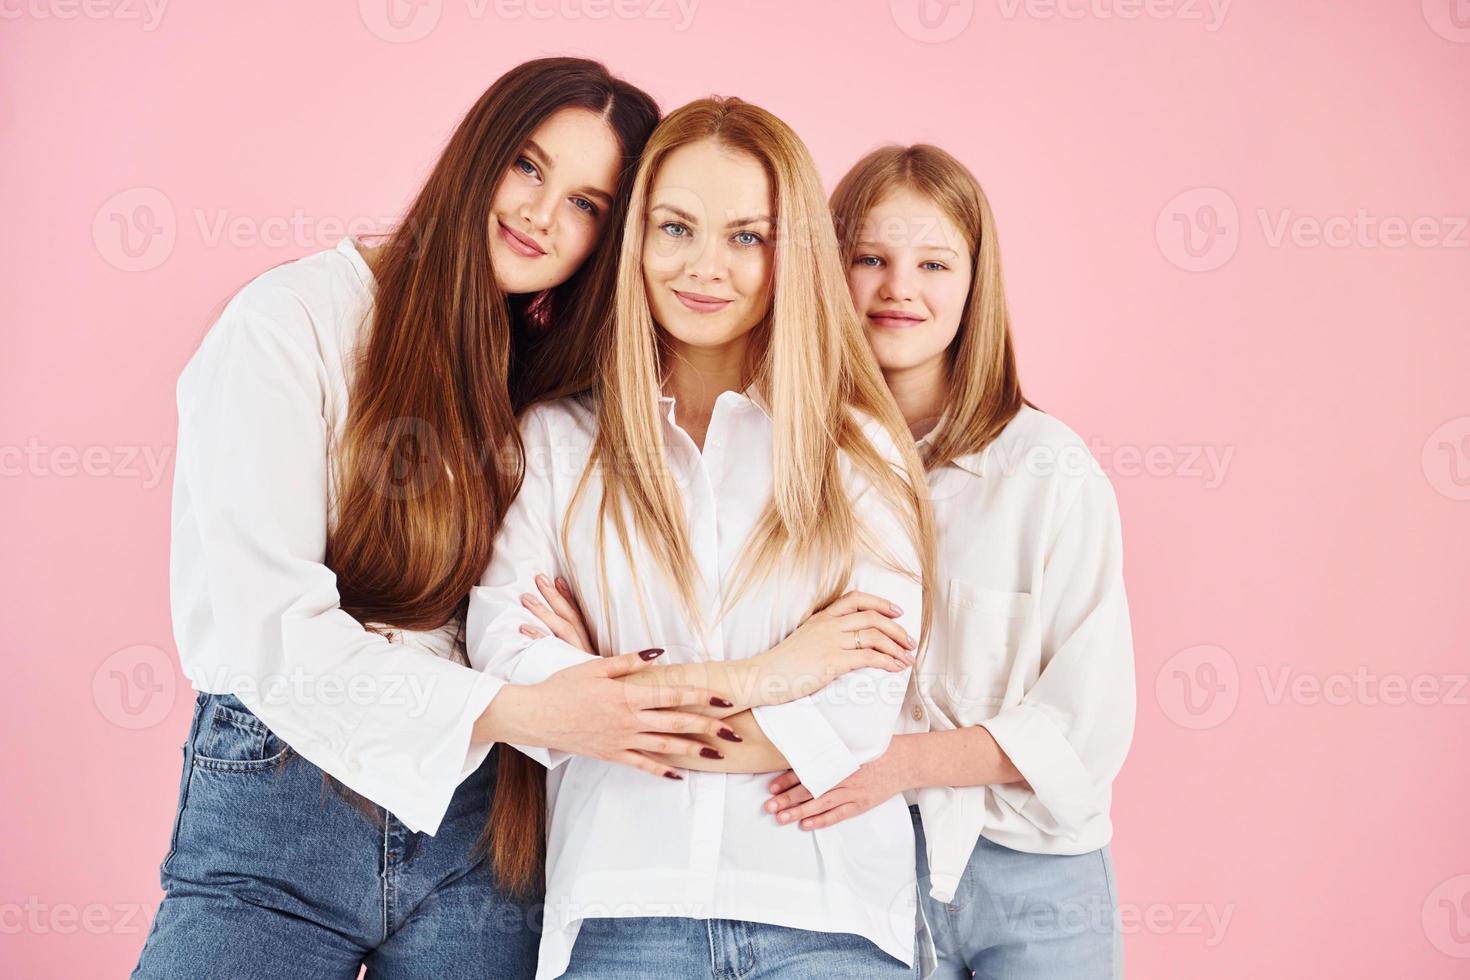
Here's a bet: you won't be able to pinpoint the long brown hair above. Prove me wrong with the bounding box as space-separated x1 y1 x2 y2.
829 144 1027 469
319 58 657 891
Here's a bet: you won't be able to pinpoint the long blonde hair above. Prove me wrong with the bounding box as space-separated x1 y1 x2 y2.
829 144 1027 470
571 97 936 650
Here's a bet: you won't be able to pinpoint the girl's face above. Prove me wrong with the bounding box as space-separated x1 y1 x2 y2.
641 139 775 352
488 107 622 295
846 186 973 373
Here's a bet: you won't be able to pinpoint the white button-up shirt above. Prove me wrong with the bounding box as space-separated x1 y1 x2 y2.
170 237 506 835
898 406 1135 905
466 392 925 980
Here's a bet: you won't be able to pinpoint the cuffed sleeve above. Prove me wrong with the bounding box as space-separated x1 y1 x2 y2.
979 470 1135 837
173 299 499 837
466 405 595 770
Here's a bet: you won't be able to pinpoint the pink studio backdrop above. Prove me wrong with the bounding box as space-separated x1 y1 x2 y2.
3 1 1468 977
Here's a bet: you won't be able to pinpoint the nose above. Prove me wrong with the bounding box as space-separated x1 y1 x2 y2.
520 187 556 235
880 264 916 303
686 235 727 283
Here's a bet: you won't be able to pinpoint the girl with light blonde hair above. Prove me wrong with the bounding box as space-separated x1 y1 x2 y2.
468 98 936 979
764 143 1136 979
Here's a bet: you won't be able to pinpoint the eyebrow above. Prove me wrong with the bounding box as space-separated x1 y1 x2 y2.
524 139 614 206
855 239 959 258
650 202 772 229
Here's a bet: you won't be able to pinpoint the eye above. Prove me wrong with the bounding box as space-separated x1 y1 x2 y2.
660 221 690 238
854 255 883 268
571 197 598 216
733 231 764 247
515 157 540 180
920 260 948 271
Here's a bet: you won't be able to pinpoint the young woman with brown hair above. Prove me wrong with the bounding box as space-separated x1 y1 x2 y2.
131 57 747 980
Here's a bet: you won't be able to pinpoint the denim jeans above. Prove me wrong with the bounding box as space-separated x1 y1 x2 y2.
130 691 541 979
911 805 1121 979
558 915 917 979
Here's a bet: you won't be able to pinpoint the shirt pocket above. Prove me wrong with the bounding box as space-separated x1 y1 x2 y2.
192 694 294 773
942 580 1033 708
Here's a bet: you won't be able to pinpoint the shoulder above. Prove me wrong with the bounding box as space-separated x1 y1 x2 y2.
520 395 596 438
197 241 372 369
981 406 1119 517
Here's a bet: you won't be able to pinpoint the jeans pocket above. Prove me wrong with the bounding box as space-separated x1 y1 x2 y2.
192 693 294 773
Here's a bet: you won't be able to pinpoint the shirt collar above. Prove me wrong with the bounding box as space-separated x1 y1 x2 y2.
657 384 773 425
916 411 987 478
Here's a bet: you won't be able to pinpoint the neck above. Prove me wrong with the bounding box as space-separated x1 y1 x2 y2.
663 332 752 449
883 353 950 441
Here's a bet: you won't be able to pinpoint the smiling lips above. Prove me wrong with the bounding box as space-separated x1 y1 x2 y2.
673 289 733 313
498 220 546 258
867 310 927 328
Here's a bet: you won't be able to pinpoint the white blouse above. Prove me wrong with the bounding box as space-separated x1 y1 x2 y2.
170 237 507 836
465 392 926 980
897 406 1136 904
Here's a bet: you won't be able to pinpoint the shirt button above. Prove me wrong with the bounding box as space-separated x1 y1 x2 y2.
911 706 924 721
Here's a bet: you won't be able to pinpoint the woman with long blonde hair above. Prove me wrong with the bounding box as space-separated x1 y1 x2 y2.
763 144 1136 979
467 98 936 979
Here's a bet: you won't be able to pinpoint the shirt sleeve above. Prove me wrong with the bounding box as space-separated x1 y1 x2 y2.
751 435 923 798
980 469 1136 836
172 297 505 837
465 405 596 769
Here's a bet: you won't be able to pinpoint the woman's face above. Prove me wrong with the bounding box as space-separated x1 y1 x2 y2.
488 107 622 295
641 139 775 352
846 186 973 373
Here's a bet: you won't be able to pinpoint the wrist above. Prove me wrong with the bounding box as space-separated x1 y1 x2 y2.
475 683 539 748
885 733 925 793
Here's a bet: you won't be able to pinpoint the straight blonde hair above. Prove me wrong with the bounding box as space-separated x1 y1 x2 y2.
570 97 937 652
829 144 1027 471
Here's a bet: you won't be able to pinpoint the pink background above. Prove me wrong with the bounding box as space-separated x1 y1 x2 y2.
4 1 1469 976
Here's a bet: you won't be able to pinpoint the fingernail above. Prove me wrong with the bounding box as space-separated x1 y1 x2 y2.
709 696 733 708
556 577 571 593
663 770 683 780
638 648 665 661
718 728 742 742
700 747 724 759
778 813 790 823
535 574 549 586
520 594 536 606
765 800 777 812
890 603 903 615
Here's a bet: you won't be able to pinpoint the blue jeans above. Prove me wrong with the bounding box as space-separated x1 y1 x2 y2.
912 805 1121 979
560 916 917 979
130 691 541 979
